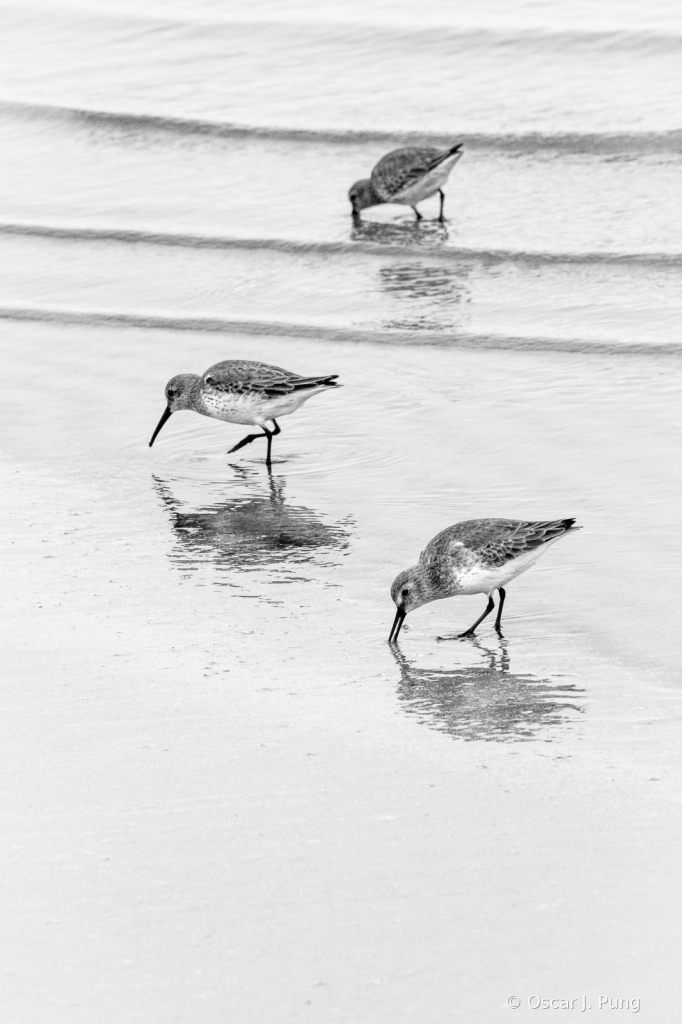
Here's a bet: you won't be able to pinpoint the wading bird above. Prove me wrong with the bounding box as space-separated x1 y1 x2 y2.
389 518 580 642
149 359 340 468
349 142 463 221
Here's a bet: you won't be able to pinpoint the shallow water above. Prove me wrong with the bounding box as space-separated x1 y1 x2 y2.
1 0 681 1020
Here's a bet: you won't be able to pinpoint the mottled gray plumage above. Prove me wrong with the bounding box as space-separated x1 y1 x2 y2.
389 518 580 642
420 518 576 575
199 360 338 398
371 146 452 201
149 359 339 467
349 142 463 220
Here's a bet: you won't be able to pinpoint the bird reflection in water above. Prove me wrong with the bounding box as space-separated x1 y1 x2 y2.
350 218 470 331
351 218 449 248
379 261 469 333
391 639 584 743
153 469 352 584
380 262 467 302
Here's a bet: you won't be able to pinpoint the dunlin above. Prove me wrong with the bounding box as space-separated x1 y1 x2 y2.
389 518 580 642
149 359 340 467
349 143 463 221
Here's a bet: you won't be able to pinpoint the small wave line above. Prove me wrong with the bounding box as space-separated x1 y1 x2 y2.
2 220 680 268
2 99 682 155
1 304 680 357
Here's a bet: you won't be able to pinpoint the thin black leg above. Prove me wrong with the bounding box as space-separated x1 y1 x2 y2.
265 420 281 469
458 595 495 638
229 426 273 466
494 587 506 632
228 430 269 454
438 189 446 222
412 206 423 221
231 428 268 452
229 420 281 467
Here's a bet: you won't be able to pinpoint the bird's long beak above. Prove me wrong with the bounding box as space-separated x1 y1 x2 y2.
149 406 172 447
388 607 406 643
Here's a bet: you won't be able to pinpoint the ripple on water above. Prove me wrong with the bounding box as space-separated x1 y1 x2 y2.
138 401 410 481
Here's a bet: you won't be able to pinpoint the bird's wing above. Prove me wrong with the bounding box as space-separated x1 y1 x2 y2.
371 146 459 201
450 518 578 567
203 360 338 397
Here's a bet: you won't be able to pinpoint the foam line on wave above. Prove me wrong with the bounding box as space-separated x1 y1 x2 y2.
1 304 680 358
2 221 681 269
2 100 682 156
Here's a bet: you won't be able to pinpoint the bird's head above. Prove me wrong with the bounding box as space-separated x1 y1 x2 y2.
389 566 429 641
164 373 198 412
149 373 199 447
348 178 379 216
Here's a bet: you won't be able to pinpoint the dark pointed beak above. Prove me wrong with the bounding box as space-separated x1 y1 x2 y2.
149 406 172 447
388 607 406 643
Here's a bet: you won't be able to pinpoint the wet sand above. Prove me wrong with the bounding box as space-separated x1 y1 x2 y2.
2 318 681 1020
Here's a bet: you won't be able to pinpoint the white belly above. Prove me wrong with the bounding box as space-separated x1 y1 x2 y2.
392 153 461 205
455 546 550 596
199 386 328 426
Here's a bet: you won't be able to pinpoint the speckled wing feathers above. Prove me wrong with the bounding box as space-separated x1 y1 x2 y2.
471 519 578 566
203 360 339 398
421 518 578 571
371 146 457 202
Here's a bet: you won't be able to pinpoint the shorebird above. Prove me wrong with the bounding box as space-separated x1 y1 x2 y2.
149 359 340 467
389 518 580 642
349 142 463 221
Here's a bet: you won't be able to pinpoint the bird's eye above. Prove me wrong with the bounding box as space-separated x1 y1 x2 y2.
350 192 357 201
167 388 176 398
205 375 215 385
402 588 409 598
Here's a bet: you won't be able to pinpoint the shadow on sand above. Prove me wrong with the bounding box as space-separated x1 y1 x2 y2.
391 639 584 743
153 468 352 583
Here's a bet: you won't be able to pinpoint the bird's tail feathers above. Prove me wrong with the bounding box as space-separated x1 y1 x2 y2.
428 143 464 171
292 374 340 391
